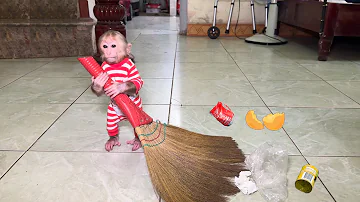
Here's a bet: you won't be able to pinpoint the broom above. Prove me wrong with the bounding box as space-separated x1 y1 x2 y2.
78 56 247 202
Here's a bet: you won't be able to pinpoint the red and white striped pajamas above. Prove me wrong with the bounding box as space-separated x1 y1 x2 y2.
101 58 143 138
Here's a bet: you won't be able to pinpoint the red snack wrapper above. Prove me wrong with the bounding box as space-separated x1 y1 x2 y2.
210 102 234 126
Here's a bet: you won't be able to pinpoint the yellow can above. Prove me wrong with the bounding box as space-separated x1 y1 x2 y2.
295 164 319 193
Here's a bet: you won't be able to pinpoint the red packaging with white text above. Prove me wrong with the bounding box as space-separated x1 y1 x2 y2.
210 102 234 126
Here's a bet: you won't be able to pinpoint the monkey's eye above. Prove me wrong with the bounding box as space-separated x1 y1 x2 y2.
111 44 116 48
103 45 108 48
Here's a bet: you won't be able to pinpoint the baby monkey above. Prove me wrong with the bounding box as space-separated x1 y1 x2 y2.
91 30 144 152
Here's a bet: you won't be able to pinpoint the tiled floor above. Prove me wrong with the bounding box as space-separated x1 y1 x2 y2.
0 16 360 202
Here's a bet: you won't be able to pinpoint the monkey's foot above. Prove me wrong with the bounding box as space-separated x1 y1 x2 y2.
105 135 121 152
126 138 142 151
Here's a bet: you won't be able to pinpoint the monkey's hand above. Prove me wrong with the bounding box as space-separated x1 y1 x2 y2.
91 72 109 96
104 82 136 99
105 135 121 152
126 137 142 151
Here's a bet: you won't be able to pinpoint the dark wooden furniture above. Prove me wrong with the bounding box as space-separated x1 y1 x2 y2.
94 0 127 39
278 0 360 61
93 0 127 60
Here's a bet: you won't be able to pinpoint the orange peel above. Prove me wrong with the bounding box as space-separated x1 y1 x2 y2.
245 110 264 130
263 112 285 131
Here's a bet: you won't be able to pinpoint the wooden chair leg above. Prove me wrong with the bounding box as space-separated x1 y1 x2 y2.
318 4 339 61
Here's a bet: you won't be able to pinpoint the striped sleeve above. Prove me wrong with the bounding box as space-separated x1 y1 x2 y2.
124 60 143 94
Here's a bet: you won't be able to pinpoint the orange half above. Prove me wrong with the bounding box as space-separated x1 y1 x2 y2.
263 112 285 131
245 110 264 130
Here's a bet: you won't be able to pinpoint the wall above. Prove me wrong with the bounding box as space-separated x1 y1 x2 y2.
186 0 312 37
179 0 188 34
187 0 267 36
0 0 96 58
87 0 266 37
188 0 266 25
0 0 80 19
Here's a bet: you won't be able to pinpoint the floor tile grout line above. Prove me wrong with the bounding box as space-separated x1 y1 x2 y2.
271 48 350 202
351 61 360 65
168 103 360 109
0 150 25 152
219 41 311 158
1 149 358 157
167 34 179 125
0 58 56 90
3 102 360 109
265 50 360 107
73 103 171 106
219 40 283 113
169 79 360 82
271 50 339 202
297 62 360 106
249 79 360 82
221 41 308 156
21 150 145 154
0 34 352 200
280 126 338 202
153 30 180 202
0 84 91 181
0 152 27 180
303 155 360 157
21 76 96 78
264 105 360 109
132 31 142 42
220 40 337 201
275 50 360 106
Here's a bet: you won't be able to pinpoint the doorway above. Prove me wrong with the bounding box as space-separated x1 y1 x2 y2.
136 0 178 16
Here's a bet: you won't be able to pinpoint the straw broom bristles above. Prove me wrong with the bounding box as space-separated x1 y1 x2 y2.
136 121 247 202
77 56 247 202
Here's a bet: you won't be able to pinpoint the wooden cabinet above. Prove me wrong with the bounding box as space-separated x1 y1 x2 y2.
278 0 360 61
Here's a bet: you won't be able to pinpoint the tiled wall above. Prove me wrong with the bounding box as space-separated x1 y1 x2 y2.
0 0 79 20
30 0 79 19
0 0 31 19
0 0 96 58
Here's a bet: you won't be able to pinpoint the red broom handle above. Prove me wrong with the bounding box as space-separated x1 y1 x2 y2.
78 56 153 128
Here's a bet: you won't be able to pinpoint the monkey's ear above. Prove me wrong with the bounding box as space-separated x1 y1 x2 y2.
126 43 132 54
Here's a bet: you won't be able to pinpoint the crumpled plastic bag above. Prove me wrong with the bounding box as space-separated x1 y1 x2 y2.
245 141 289 202
234 171 258 195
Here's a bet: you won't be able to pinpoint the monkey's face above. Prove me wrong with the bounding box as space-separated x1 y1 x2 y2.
100 37 127 64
